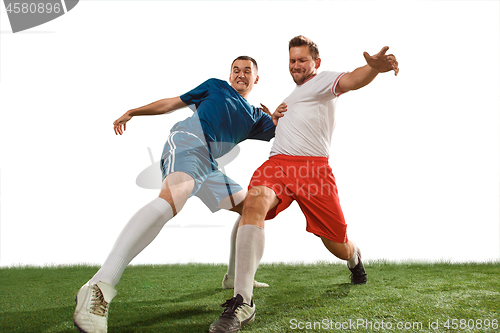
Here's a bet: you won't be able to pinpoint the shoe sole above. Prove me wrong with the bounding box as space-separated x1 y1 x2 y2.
74 322 87 333
209 310 255 333
74 295 88 333
241 312 255 326
352 279 367 285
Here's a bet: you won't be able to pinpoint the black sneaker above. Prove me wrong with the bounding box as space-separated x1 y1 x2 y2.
209 294 255 333
348 251 367 284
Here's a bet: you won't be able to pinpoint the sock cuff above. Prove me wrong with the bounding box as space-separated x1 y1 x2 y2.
150 197 173 215
238 224 264 232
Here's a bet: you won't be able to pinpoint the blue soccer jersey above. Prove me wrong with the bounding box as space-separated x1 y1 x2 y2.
173 78 275 158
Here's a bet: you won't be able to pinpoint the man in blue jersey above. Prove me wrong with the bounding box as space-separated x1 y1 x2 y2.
74 56 275 333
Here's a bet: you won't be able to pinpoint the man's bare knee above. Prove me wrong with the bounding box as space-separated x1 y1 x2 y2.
158 187 177 215
240 186 278 226
158 172 194 216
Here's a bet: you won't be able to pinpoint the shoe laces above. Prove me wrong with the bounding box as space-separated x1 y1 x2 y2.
90 285 110 317
219 296 243 319
350 265 365 276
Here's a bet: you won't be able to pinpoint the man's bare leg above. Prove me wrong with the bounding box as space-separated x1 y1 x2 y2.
320 236 367 284
320 237 355 261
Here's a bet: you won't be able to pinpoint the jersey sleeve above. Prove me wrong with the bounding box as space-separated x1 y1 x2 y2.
310 71 346 99
247 109 275 142
179 78 214 106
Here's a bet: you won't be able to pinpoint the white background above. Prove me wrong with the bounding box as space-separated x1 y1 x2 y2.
0 1 499 267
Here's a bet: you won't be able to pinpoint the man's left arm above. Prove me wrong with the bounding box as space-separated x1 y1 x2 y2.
335 46 399 95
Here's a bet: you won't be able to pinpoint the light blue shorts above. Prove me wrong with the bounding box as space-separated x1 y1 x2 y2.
160 131 243 212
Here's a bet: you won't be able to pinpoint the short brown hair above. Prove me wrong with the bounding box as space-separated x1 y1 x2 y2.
288 35 320 60
231 56 258 72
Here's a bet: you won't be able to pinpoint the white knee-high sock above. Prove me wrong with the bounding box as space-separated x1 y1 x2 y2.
226 216 241 279
90 197 174 286
234 225 265 304
347 241 359 268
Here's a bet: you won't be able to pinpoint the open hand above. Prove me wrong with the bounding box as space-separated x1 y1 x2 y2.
363 46 399 76
260 103 271 117
261 103 283 126
113 112 132 135
272 102 287 126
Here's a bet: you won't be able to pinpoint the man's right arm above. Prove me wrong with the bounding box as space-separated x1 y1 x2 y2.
128 97 187 116
113 97 188 135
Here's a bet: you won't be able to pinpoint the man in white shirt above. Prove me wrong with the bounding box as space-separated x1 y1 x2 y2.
209 36 399 333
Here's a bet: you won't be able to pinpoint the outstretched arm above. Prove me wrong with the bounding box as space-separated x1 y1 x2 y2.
113 97 188 135
335 46 399 95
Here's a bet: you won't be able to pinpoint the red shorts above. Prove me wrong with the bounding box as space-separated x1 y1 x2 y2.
248 154 348 243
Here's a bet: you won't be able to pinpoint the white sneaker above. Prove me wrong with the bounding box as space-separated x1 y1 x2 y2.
74 281 117 333
209 294 255 333
221 273 269 289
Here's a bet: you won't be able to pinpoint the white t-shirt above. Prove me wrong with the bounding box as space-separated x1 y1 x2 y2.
270 71 346 158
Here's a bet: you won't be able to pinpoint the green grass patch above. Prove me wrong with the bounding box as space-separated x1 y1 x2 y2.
1 262 499 332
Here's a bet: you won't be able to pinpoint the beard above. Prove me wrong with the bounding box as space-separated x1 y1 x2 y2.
291 71 314 85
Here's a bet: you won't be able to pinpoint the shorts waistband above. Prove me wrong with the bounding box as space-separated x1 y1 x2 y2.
269 154 329 163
